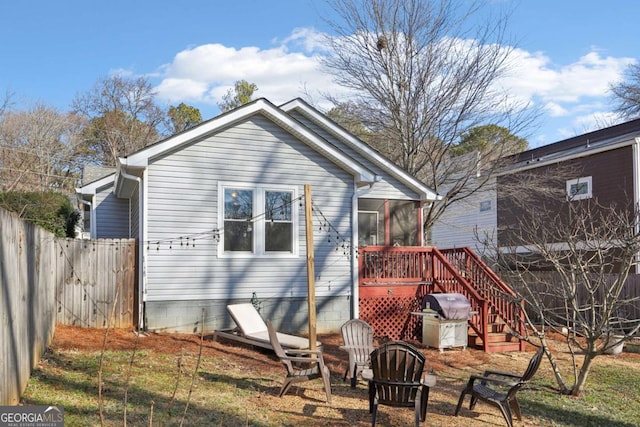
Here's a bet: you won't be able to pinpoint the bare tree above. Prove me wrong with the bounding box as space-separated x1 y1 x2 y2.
322 0 536 234
610 63 640 120
0 102 85 192
73 75 164 166
0 89 13 117
488 171 640 396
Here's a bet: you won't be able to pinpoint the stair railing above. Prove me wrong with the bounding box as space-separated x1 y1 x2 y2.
430 248 489 349
440 247 525 350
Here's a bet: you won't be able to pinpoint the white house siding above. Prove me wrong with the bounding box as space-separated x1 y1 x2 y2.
143 115 355 333
94 184 130 238
431 177 497 256
289 112 421 201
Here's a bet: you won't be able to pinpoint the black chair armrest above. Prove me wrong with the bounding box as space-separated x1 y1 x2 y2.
482 369 521 379
468 374 518 388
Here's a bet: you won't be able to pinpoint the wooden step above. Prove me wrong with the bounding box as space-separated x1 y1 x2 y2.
485 341 521 353
468 332 521 352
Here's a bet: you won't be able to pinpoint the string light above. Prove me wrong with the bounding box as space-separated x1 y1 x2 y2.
311 201 354 259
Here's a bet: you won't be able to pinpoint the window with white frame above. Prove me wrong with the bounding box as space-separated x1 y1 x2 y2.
221 183 296 256
566 176 592 201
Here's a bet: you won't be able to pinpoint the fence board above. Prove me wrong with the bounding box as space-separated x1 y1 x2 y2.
1 207 136 405
54 238 136 328
501 271 640 324
1 209 56 405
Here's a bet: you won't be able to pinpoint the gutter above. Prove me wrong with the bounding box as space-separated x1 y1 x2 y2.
498 136 640 176
351 179 378 319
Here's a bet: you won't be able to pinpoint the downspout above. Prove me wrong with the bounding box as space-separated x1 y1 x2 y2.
352 178 379 319
634 138 640 273
119 167 145 330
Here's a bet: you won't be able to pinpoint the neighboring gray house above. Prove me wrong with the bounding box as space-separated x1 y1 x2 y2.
76 98 439 334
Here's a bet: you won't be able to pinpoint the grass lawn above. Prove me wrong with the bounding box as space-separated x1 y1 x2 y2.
20 325 640 426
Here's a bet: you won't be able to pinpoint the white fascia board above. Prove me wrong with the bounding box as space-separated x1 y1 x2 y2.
280 98 440 201
120 98 376 183
498 134 640 176
75 173 115 196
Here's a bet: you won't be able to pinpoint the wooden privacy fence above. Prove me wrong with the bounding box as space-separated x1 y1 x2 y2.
1 207 136 405
54 239 137 328
501 271 640 324
55 238 136 328
1 208 56 405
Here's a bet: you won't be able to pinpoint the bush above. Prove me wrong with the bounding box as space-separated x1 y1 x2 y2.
0 191 80 237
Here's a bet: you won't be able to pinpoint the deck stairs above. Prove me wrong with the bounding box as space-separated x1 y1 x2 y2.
358 246 525 353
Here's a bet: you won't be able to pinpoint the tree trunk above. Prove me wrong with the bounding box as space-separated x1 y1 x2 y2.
540 337 572 395
572 351 595 396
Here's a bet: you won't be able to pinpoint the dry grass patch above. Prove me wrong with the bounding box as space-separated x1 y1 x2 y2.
20 325 640 426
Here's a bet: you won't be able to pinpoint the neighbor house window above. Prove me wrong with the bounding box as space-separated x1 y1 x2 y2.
566 176 592 200
221 183 297 256
480 200 491 212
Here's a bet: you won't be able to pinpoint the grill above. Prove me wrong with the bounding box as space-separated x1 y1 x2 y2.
422 293 472 320
418 293 471 351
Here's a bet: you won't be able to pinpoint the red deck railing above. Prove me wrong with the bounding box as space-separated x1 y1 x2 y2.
358 246 525 351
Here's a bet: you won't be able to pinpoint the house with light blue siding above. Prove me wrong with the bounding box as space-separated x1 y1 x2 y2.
76 98 439 335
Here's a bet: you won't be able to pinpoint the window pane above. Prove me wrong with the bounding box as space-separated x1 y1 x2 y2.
224 189 252 219
389 200 419 246
224 188 253 252
266 191 292 221
570 182 588 196
224 222 253 251
358 211 378 246
265 222 292 252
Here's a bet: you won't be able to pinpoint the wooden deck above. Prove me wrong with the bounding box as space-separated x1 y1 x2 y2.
358 246 525 352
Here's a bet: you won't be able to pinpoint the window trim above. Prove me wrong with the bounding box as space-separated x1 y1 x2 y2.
218 182 299 258
566 176 592 201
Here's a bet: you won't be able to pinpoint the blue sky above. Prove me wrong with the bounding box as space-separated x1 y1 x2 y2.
1 0 638 148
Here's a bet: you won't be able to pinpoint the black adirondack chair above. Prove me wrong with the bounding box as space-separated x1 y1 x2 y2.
368 341 430 426
455 346 544 427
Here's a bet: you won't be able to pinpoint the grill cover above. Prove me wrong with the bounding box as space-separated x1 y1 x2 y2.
422 293 471 320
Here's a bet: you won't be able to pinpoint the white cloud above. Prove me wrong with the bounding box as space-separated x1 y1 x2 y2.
153 29 346 113
501 49 635 105
543 102 570 117
571 111 622 132
152 26 637 145
278 27 330 53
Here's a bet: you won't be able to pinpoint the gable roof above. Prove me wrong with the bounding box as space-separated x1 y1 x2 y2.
76 172 115 199
504 118 640 173
118 98 377 184
81 166 116 185
279 98 440 201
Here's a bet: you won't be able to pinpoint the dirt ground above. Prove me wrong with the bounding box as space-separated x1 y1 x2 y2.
49 324 639 426
51 323 508 384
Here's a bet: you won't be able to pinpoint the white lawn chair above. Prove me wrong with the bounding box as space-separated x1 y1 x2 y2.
214 303 321 350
